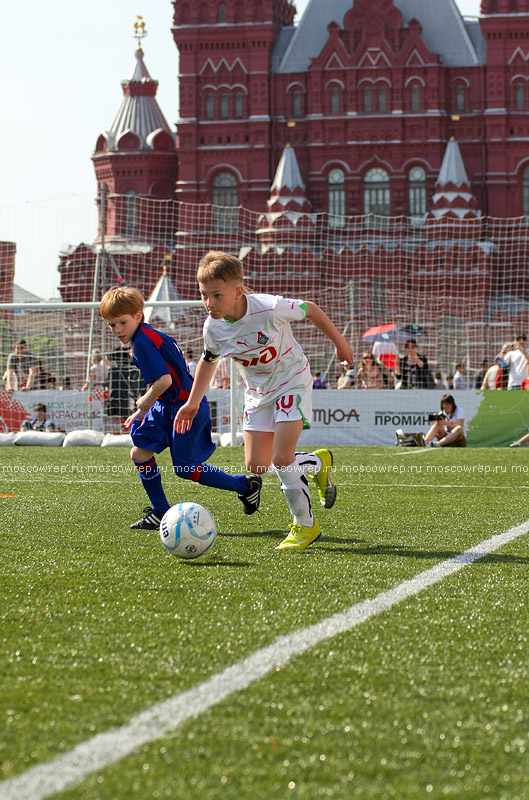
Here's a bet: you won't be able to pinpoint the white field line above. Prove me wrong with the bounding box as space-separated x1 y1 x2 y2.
2 519 529 800
373 448 434 456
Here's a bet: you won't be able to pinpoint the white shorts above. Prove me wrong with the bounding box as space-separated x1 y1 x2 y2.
243 391 312 432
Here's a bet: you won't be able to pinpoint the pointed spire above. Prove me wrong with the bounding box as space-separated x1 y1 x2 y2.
267 144 311 214
144 267 183 326
256 144 316 247
429 138 481 220
97 21 174 151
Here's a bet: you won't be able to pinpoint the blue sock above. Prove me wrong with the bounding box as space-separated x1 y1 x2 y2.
174 463 248 493
134 457 170 513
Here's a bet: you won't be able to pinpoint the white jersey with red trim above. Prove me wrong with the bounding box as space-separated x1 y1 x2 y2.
203 293 312 407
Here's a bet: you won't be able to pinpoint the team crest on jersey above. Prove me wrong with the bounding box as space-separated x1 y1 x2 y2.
257 331 269 345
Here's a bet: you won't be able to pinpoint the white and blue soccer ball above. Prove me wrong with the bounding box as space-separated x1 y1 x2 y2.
159 502 217 559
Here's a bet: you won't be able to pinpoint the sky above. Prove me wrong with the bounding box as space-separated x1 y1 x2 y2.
1 0 481 299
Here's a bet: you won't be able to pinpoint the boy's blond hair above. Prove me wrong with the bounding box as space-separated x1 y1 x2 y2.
100 286 145 320
197 251 244 285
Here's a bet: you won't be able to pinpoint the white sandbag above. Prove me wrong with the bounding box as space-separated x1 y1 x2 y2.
14 431 65 446
101 433 133 447
0 432 17 446
63 429 105 447
219 431 244 447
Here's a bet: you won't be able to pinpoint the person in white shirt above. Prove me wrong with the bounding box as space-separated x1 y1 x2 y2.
175 250 354 551
184 350 197 377
372 339 397 371
453 363 467 390
424 394 466 447
501 335 528 389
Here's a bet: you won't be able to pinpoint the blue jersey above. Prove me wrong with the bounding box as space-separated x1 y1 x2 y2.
131 322 193 405
130 322 215 467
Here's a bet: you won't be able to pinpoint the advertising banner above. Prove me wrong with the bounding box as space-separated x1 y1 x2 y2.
2 388 527 447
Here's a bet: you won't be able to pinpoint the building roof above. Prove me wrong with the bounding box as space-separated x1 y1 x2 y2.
12 283 46 303
144 269 184 326
430 138 481 219
437 138 470 187
271 144 306 192
102 47 174 150
274 0 483 73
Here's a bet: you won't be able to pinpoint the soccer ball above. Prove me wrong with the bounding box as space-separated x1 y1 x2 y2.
159 502 217 559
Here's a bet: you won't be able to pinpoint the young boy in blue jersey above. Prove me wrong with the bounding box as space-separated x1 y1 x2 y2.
100 286 261 530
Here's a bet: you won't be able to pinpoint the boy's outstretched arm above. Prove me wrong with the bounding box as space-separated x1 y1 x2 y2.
305 301 354 365
174 357 218 433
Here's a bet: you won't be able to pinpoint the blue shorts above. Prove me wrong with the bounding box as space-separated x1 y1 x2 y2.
130 398 216 470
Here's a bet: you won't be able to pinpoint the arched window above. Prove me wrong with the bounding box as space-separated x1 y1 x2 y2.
516 81 525 111
523 166 529 217
125 190 137 236
212 172 239 231
378 85 387 113
411 83 420 112
292 89 302 117
364 168 390 217
220 92 229 118
456 84 465 112
328 169 345 228
206 92 214 119
331 86 341 114
235 91 243 118
219 3 226 21
364 86 372 112
409 166 427 222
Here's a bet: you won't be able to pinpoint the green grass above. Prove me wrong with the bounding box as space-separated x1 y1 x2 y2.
1 445 529 799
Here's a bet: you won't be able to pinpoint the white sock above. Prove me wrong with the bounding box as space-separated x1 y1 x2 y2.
273 461 313 527
293 451 322 475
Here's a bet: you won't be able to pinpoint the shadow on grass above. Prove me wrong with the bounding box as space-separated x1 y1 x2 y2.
220 528 367 545
316 541 529 564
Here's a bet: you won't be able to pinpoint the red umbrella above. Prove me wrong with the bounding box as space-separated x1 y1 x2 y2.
362 323 425 342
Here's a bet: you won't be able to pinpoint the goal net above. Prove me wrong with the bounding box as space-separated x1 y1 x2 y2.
0 193 528 434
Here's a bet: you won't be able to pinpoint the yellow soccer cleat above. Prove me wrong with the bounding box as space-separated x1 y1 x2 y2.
276 519 321 550
310 448 336 508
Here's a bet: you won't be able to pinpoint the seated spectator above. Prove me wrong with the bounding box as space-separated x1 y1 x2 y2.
480 362 501 389
184 350 197 377
424 394 466 447
3 339 39 392
356 352 390 389
20 403 56 432
210 356 231 389
33 361 57 390
59 376 72 391
511 431 529 447
81 349 107 391
372 339 397 371
444 374 454 391
313 372 327 389
433 372 444 390
453 363 467 390
473 359 488 389
395 340 435 389
337 364 355 389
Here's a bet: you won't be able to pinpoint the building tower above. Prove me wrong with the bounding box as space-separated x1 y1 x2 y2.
172 0 296 212
92 17 178 241
480 0 529 215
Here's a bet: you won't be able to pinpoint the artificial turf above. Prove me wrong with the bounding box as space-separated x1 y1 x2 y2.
1 445 529 799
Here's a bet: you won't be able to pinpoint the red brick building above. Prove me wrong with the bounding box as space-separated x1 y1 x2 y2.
173 0 529 218
57 0 529 371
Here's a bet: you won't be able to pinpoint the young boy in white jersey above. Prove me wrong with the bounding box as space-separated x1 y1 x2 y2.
175 251 354 551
